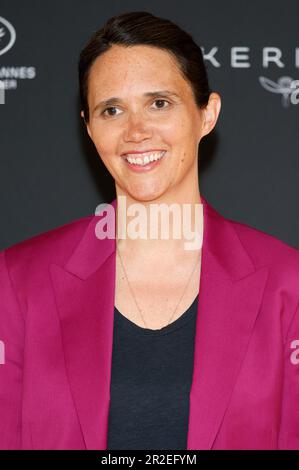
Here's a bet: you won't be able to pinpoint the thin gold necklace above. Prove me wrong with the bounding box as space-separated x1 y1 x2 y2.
116 244 201 329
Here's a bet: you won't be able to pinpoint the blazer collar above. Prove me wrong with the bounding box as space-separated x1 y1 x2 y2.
63 195 255 281
49 195 269 449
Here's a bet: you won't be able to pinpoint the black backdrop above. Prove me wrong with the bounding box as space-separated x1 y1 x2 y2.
0 0 298 250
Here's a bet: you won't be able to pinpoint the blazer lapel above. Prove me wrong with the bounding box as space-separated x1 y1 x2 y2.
49 196 269 450
49 202 117 450
186 198 269 450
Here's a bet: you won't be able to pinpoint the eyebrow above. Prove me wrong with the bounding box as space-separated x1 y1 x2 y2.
92 90 180 113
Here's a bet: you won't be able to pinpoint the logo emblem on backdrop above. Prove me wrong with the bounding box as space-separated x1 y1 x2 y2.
202 46 299 108
259 76 299 107
0 16 36 100
0 16 16 56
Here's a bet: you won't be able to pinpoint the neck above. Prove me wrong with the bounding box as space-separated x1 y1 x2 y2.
115 183 203 260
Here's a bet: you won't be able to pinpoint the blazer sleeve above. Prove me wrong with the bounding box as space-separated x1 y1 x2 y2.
278 300 299 449
0 249 25 450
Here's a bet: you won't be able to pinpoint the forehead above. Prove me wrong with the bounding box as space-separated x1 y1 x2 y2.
87 44 190 99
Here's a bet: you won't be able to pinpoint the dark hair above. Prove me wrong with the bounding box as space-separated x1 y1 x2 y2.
78 11 212 123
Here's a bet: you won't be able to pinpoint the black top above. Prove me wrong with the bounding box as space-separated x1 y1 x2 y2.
107 295 198 450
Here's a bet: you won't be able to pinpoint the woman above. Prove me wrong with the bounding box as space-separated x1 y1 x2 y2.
0 11 299 450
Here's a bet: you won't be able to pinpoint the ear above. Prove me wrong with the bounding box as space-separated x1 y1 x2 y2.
80 110 91 138
201 92 221 137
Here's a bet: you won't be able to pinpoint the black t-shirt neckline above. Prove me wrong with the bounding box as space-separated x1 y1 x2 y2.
114 294 198 336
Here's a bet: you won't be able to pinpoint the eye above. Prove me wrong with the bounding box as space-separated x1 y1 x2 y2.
102 106 122 117
151 99 170 109
101 99 170 117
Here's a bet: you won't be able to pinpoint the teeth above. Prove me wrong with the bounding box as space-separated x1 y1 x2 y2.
125 151 166 166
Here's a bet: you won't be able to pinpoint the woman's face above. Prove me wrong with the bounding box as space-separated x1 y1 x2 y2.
83 44 220 202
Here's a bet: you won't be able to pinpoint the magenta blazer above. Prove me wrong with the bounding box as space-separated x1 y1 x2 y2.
0 195 299 450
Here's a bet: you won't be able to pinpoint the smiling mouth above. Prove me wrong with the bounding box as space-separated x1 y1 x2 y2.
123 150 166 166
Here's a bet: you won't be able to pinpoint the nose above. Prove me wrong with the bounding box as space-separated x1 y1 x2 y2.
123 111 152 142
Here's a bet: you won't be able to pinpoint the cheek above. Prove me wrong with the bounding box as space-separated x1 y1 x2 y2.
91 128 119 160
162 113 195 144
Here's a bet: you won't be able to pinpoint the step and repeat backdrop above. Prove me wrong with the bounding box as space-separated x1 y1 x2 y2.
0 0 298 250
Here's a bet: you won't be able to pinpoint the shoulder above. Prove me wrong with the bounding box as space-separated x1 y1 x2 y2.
221 214 299 337
1 214 94 276
206 198 299 272
228 215 299 266
226 215 299 295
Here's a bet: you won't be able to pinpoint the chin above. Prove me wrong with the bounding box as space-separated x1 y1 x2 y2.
126 188 167 203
